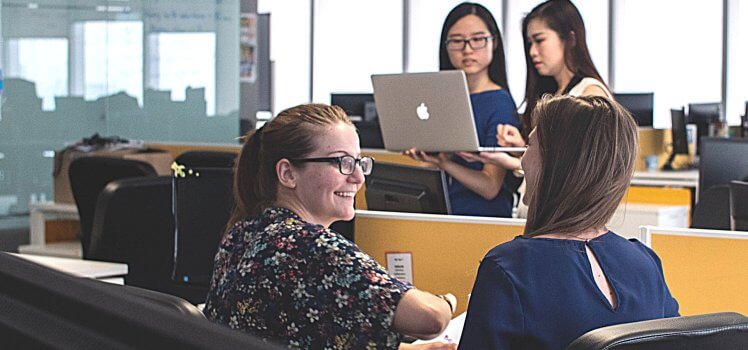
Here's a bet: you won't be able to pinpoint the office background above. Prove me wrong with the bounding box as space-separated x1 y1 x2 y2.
0 0 746 236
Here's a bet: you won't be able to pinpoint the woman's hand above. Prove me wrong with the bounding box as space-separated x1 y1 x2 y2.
497 124 525 148
456 151 521 171
399 342 457 350
404 148 452 168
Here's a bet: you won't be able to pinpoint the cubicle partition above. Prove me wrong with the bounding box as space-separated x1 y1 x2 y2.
355 210 525 315
641 226 748 316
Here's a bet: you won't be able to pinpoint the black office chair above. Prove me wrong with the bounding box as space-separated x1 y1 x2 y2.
567 312 748 350
175 151 238 168
691 185 731 230
730 181 748 231
69 157 157 258
98 282 205 319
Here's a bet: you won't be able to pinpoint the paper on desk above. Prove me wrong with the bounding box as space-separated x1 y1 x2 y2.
412 312 466 346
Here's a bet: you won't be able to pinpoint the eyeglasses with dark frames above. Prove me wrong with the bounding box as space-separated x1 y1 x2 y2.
445 35 494 51
289 155 374 175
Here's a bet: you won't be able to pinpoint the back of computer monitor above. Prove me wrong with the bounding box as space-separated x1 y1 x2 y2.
331 93 377 121
698 138 748 200
613 92 654 127
365 162 451 215
172 167 234 286
687 102 721 154
671 108 689 155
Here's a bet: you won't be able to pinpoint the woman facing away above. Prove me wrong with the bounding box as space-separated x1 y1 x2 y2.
461 0 614 212
458 96 679 350
405 2 521 218
203 104 457 349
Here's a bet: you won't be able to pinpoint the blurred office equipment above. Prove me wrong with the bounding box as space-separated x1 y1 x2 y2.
567 312 748 350
0 252 280 349
742 101 748 137
175 151 238 168
730 180 748 231
172 167 234 290
331 93 384 148
663 108 690 170
687 102 721 154
693 138 748 229
365 162 451 215
69 157 157 258
613 92 653 127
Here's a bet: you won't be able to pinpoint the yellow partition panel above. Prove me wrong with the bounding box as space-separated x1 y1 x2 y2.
651 234 748 315
355 214 524 314
626 186 691 206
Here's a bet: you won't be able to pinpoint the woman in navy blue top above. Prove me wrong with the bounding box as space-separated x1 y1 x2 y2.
459 96 679 349
406 3 520 217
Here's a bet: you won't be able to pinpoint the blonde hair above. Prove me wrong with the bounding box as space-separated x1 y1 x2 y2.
524 95 638 237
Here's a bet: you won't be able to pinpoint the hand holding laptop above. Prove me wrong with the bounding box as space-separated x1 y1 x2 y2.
456 151 521 170
404 148 453 167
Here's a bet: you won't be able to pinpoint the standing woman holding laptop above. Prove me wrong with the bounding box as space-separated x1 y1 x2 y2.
406 2 520 218
462 0 614 217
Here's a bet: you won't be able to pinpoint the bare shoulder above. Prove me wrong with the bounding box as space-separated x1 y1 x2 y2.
581 84 609 98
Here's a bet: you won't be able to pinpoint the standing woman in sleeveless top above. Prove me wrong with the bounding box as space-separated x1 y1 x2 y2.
461 0 614 217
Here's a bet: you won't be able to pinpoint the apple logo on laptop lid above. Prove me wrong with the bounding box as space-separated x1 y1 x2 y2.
416 103 430 120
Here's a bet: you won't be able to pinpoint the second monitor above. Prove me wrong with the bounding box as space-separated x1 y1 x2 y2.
364 162 451 215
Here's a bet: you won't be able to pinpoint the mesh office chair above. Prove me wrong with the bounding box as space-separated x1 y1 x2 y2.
691 185 731 230
175 151 238 168
567 312 748 350
730 181 748 231
69 157 157 258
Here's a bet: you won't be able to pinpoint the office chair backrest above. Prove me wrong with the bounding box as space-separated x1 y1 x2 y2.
69 157 157 258
567 312 748 350
88 176 174 292
730 180 748 231
691 185 731 230
98 282 205 319
175 151 238 168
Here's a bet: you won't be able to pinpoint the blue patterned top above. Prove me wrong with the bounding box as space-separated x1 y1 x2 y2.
458 231 679 350
204 207 412 349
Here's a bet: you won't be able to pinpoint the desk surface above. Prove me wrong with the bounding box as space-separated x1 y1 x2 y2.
12 253 127 279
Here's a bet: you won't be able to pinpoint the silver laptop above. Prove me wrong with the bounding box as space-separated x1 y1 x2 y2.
371 70 525 153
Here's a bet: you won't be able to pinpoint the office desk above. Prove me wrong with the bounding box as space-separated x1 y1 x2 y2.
28 201 79 245
13 253 127 284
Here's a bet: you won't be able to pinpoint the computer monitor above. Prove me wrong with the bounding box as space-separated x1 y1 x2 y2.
663 108 689 170
0 252 280 349
172 167 234 286
331 93 377 121
698 138 748 200
687 102 721 154
613 92 654 127
365 162 451 214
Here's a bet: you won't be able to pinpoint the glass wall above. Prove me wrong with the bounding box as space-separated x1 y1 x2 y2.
0 0 240 217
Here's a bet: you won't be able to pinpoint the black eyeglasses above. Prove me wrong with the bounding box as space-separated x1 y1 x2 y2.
445 35 494 51
289 155 374 175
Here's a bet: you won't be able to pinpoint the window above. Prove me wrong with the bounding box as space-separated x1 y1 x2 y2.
407 0 503 73
726 0 748 125
258 0 311 113
5 38 68 111
613 0 722 128
312 0 402 102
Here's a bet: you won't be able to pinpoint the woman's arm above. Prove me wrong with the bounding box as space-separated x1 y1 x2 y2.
393 289 454 339
406 150 505 200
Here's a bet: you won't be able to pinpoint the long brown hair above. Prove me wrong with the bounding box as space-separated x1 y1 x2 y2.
229 104 352 226
521 0 608 138
524 95 638 237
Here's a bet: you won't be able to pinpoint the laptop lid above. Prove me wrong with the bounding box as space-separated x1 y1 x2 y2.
371 71 523 153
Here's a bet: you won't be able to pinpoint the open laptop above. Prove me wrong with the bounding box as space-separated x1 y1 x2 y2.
371 70 525 153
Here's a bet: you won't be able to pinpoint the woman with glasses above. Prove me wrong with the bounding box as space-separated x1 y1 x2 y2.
405 2 520 218
460 0 613 218
204 104 457 349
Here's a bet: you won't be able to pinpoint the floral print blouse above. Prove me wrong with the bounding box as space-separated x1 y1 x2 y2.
204 207 413 349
